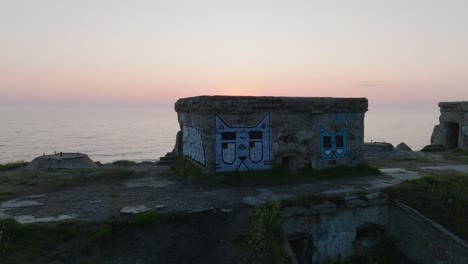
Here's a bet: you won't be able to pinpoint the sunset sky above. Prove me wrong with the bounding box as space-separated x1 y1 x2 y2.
1 0 467 106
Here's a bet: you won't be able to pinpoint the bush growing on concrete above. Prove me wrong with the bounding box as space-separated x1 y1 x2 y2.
241 201 289 264
421 144 445 152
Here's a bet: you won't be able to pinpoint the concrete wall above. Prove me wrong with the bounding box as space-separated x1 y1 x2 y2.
281 202 468 264
431 101 468 150
282 203 390 264
389 203 468 264
175 96 368 174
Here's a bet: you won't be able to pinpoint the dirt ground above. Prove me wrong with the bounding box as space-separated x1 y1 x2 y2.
0 149 467 263
1 150 467 224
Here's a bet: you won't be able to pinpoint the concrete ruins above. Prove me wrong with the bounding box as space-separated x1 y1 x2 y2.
25 153 98 171
174 96 368 174
431 101 468 150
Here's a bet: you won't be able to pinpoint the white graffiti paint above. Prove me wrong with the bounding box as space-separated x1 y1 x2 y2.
183 125 206 166
461 125 468 136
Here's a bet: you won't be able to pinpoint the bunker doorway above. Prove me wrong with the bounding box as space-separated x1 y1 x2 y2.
282 156 298 173
445 122 459 149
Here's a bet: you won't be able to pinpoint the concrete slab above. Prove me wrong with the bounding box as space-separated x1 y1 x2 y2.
380 168 421 180
1 199 44 209
321 187 358 195
120 205 151 214
14 214 78 224
420 165 468 173
242 188 294 206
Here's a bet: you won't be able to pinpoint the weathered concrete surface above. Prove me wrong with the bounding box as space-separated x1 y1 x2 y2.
420 165 468 173
282 200 468 264
14 214 78 224
282 202 390 263
175 96 368 113
25 153 98 170
389 203 468 264
175 96 368 174
431 101 468 150
120 205 151 214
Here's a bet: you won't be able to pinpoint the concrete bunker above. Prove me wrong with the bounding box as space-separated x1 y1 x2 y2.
174 96 368 174
431 101 468 150
25 152 98 171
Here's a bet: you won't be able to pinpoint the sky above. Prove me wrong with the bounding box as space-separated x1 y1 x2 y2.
1 0 467 107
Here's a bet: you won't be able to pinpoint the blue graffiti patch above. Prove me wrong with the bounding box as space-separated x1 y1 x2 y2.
320 126 347 160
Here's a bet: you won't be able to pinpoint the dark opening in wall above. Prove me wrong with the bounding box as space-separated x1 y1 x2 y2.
288 234 315 264
445 122 459 149
282 156 298 173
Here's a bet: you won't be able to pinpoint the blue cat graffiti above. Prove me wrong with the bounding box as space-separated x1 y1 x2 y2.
319 126 347 160
213 113 271 172
183 125 206 166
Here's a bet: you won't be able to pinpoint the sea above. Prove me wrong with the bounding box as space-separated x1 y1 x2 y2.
0 103 440 164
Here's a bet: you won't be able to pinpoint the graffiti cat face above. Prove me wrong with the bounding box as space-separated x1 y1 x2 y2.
320 126 347 160
213 113 271 173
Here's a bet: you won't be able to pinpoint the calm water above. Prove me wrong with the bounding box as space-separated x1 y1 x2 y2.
0 104 439 163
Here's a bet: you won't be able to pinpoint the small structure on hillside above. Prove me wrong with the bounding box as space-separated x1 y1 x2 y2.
25 152 98 171
431 101 468 150
174 96 368 174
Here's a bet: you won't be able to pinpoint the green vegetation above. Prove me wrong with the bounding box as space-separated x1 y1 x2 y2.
385 173 468 241
0 168 139 201
0 219 80 263
444 148 468 162
166 157 205 183
0 212 161 263
241 201 289 264
421 144 445 152
0 161 28 171
169 158 380 186
124 210 161 227
112 160 136 167
91 224 112 241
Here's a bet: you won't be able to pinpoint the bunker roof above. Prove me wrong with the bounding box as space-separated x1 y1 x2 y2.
175 96 368 114
438 101 468 112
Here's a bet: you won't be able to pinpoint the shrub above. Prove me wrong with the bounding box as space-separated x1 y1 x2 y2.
421 144 445 152
241 201 289 264
91 224 112 241
0 161 28 171
112 160 136 167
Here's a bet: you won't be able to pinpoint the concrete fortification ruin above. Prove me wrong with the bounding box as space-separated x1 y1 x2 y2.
431 101 468 150
25 153 98 171
174 96 368 174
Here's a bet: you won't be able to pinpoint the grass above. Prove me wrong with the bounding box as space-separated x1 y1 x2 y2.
0 219 81 263
168 158 380 186
112 160 136 167
123 210 161 227
0 161 28 171
0 210 190 263
421 144 446 152
444 148 468 162
0 168 140 201
385 173 468 241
